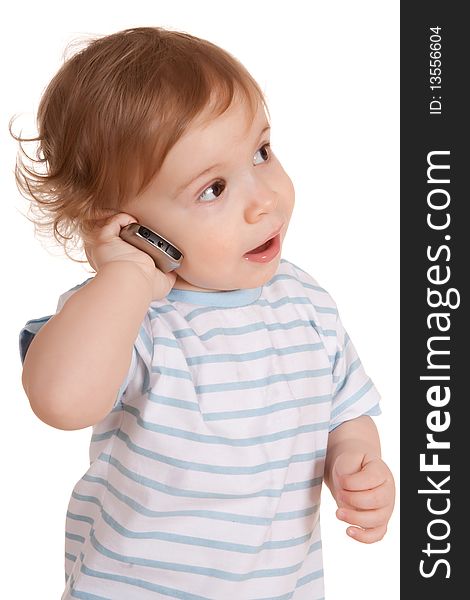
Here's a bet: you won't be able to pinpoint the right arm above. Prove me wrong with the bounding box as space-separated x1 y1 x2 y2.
21 213 176 431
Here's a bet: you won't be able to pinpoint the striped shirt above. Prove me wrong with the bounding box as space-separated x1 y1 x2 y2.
19 258 381 599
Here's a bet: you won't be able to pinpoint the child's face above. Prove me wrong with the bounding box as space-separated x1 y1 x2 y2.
124 95 295 292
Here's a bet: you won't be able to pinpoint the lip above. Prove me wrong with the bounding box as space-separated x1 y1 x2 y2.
243 226 283 263
244 225 283 255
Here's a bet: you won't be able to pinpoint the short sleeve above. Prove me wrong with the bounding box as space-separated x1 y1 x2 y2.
283 259 381 432
19 278 93 365
19 277 138 408
329 311 381 431
19 316 51 364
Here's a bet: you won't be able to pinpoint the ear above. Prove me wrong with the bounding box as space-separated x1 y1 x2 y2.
83 207 119 231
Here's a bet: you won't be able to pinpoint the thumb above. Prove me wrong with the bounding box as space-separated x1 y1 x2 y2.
331 452 365 508
333 452 365 479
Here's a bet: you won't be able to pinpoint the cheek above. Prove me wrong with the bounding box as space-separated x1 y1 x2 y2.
280 173 295 214
207 234 236 258
285 170 295 195
184 225 235 261
274 163 295 202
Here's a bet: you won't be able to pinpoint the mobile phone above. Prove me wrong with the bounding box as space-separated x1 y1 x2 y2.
119 223 184 273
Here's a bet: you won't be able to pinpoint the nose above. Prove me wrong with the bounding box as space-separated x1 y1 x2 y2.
243 178 278 223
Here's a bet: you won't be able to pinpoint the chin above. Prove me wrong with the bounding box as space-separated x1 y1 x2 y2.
175 257 281 292
243 258 281 288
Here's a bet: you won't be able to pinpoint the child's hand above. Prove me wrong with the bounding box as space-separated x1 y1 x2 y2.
331 452 395 544
84 212 177 300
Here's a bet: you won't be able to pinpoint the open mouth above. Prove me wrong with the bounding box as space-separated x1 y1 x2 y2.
243 233 281 263
245 237 275 255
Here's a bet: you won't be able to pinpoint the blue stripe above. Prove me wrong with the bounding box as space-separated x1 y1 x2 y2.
67 511 94 525
154 336 180 348
148 392 199 411
106 429 327 472
151 365 193 379
185 342 324 365
91 389 332 427
329 350 341 364
296 567 324 587
71 588 110 600
74 543 323 600
202 394 331 421
65 552 77 562
75 482 321 523
167 285 262 308
120 405 329 446
171 318 331 341
333 357 361 388
149 303 175 315
79 475 322 525
95 505 316 553
91 429 116 442
364 403 382 417
255 566 323 599
285 261 328 289
80 563 212 599
139 390 331 422
331 379 375 419
142 360 150 394
173 295 337 322
66 531 85 543
89 528 305 580
99 453 325 499
300 280 328 292
21 316 52 328
284 478 323 492
312 305 336 314
307 540 322 554
279 264 328 292
139 325 153 355
194 368 331 394
274 504 320 521
147 318 334 346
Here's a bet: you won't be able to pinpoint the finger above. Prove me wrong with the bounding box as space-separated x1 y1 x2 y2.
83 212 137 245
165 270 178 287
340 459 387 491
339 482 391 510
100 212 138 239
346 524 387 544
336 506 390 529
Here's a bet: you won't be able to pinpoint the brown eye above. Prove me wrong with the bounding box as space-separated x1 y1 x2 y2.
253 143 271 165
199 180 226 203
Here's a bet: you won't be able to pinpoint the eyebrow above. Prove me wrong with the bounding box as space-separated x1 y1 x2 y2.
174 124 271 196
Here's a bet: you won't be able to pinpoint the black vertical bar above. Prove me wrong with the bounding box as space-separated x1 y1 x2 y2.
401 3 467 597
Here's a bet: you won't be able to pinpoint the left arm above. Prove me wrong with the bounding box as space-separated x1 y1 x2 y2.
324 415 395 543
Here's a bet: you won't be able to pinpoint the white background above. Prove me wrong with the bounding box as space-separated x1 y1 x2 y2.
1 1 399 598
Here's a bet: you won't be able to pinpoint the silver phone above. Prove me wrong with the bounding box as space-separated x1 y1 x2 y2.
119 223 184 273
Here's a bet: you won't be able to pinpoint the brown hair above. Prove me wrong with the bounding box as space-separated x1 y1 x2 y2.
10 27 268 261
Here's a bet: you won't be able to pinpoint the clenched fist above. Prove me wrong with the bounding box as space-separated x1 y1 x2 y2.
331 451 395 544
84 212 177 300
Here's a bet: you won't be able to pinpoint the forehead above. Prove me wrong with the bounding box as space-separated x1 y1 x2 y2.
173 97 266 156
